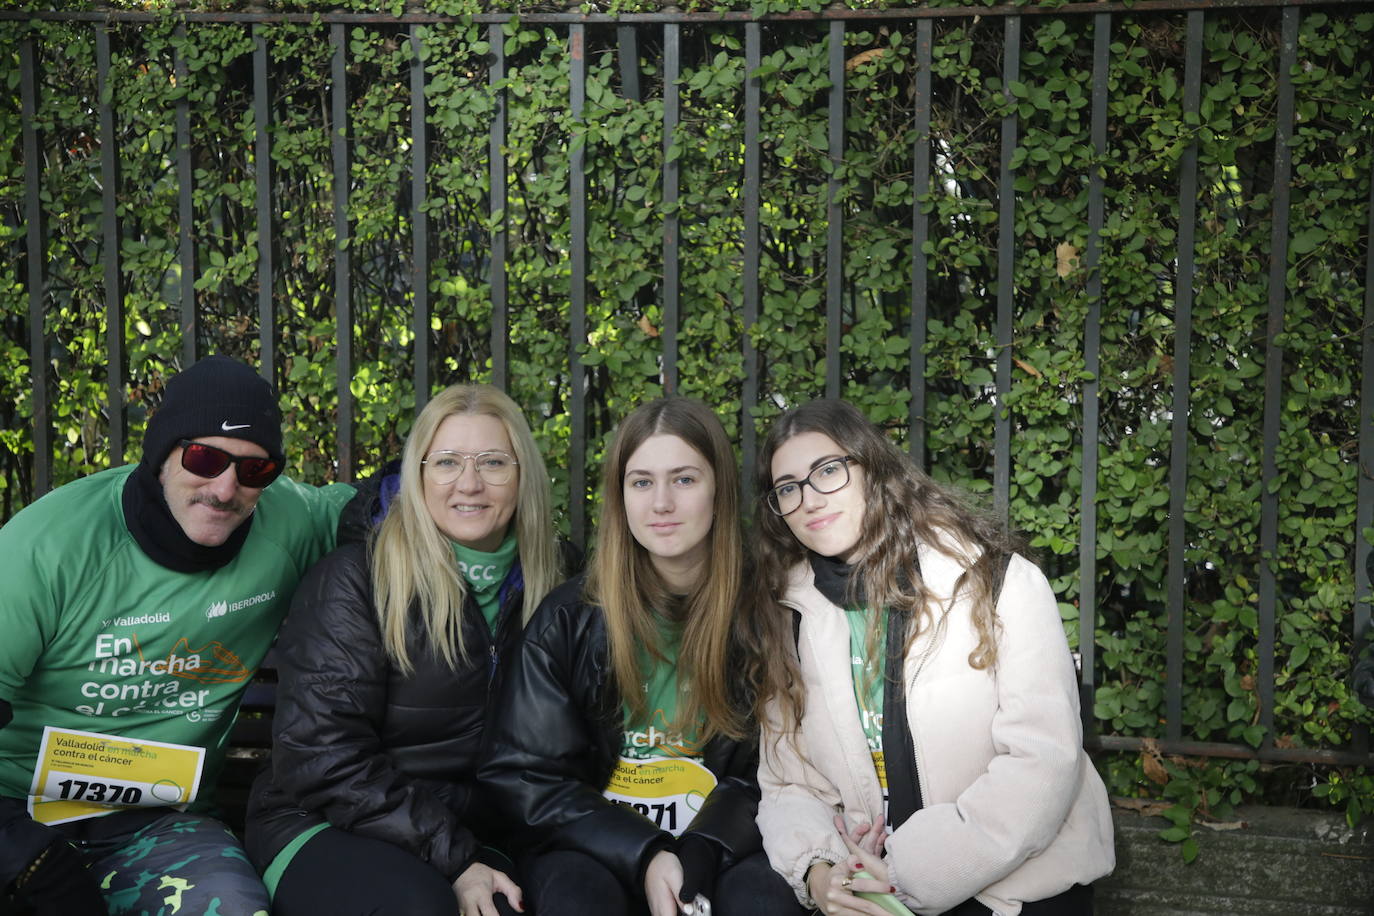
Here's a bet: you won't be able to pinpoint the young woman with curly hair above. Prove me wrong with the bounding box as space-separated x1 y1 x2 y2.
750 399 1114 916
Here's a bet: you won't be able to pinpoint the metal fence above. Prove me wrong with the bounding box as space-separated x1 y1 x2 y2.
4 1 1373 771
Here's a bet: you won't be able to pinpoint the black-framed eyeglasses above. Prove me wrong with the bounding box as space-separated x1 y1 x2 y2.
765 456 855 517
421 450 519 486
178 439 282 489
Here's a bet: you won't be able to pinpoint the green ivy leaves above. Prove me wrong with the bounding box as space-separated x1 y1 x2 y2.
1 2 1372 836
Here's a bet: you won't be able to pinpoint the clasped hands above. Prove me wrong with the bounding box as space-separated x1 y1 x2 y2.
806 813 897 916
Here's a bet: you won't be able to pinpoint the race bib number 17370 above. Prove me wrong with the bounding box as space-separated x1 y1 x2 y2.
27 726 205 826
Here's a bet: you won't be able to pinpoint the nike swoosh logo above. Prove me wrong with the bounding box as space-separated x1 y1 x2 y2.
221 421 251 431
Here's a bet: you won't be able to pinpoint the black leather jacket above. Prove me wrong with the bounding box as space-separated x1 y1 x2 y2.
476 576 763 892
245 541 530 881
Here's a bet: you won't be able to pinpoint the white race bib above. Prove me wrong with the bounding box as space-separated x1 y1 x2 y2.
603 755 717 837
27 726 205 825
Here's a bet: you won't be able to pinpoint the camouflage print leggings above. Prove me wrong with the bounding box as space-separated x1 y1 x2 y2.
56 809 269 916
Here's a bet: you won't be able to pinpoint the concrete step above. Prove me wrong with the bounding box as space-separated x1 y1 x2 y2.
1097 805 1374 916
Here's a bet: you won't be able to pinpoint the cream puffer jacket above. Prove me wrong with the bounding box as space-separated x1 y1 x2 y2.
756 544 1115 915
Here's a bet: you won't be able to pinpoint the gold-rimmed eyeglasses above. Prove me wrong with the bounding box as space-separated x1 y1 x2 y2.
421 450 518 486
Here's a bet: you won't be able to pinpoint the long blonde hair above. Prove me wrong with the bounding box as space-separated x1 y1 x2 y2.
585 397 747 743
371 384 561 674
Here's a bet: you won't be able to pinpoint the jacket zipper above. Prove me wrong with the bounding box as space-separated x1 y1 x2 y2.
486 581 521 687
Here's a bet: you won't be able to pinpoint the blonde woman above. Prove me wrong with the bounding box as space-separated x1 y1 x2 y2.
751 399 1114 916
479 397 803 916
246 384 565 916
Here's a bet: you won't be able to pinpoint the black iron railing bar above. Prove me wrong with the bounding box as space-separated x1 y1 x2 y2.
663 22 681 394
488 23 508 393
1166 9 1204 743
97 24 126 466
1091 734 1373 767
1354 145 1374 757
618 25 641 103
908 18 932 471
175 23 197 368
825 20 844 400
569 24 589 550
21 35 50 496
1257 6 1299 750
331 23 354 482
992 15 1019 520
740 21 761 509
1079 10 1110 738
253 25 276 385
412 24 432 406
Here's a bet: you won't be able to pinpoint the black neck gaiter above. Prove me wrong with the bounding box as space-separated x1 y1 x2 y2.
809 551 862 608
121 461 254 574
809 552 925 828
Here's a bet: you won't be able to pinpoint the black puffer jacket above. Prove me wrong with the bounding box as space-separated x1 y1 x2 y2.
476 576 763 892
245 540 531 881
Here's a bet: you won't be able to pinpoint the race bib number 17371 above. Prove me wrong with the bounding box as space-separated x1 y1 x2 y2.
603 755 716 837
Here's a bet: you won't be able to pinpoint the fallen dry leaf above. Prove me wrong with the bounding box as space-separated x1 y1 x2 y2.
1056 242 1079 277
1198 818 1248 831
846 49 886 72
1142 737 1169 785
1111 796 1171 817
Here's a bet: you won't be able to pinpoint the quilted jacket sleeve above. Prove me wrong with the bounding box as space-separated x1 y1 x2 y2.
682 724 765 866
755 694 852 907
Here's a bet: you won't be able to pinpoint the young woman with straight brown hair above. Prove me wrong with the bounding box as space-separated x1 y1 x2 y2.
480 396 803 916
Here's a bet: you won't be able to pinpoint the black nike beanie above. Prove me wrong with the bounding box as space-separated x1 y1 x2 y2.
141 356 285 471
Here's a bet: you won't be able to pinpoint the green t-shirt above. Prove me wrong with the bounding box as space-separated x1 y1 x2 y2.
0 465 354 822
847 607 888 813
621 616 701 760
451 530 517 632
603 614 716 836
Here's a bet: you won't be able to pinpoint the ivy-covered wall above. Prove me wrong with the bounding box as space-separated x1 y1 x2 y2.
1 0 1372 850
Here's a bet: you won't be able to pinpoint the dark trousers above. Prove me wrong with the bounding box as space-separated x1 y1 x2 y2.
272 827 520 916
521 848 806 916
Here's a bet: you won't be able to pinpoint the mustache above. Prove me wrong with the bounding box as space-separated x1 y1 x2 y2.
189 494 248 514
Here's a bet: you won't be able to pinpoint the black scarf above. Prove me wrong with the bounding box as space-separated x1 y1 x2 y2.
807 550 924 828
809 551 861 607
121 461 254 574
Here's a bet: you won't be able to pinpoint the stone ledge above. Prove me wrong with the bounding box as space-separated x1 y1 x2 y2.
1097 805 1374 915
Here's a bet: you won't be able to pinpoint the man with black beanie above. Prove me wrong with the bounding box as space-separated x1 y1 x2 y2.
0 355 357 916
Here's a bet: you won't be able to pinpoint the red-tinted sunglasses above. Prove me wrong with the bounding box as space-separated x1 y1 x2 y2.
178 439 282 488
